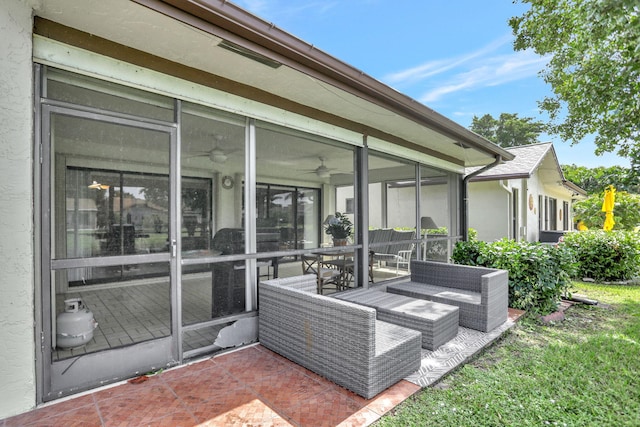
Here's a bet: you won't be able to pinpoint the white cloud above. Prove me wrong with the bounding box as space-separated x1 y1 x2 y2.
421 81 475 104
419 50 548 103
384 34 512 85
382 35 549 104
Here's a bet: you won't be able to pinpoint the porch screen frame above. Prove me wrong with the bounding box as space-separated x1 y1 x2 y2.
38 101 180 402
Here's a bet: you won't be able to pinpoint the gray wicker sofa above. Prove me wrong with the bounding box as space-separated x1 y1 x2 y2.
259 275 422 399
387 260 508 332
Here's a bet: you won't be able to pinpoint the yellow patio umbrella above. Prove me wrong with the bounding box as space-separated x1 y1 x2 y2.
601 185 616 231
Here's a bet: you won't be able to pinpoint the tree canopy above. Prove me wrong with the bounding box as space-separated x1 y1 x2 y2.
562 164 640 195
510 0 640 163
470 113 545 147
573 191 640 231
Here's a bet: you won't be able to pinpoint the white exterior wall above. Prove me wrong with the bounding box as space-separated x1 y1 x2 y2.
386 186 416 228
368 183 384 228
420 183 450 231
0 0 37 418
512 178 529 242
526 174 543 241
468 181 510 242
470 171 578 244
366 183 451 231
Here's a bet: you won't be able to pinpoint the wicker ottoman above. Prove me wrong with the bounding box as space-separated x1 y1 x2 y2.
335 289 459 350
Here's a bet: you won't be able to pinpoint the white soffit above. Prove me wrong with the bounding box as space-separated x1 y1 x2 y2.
35 0 496 167
33 37 364 147
367 136 464 174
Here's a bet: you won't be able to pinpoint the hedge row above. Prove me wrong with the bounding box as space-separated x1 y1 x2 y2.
452 238 576 315
561 230 640 282
452 230 640 314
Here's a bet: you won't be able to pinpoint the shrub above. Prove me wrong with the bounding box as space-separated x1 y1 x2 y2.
561 230 640 281
451 238 485 266
452 238 576 314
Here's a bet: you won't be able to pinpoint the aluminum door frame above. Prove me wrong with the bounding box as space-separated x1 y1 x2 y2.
38 102 181 402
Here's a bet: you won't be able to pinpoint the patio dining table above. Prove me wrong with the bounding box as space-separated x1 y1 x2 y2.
311 248 355 291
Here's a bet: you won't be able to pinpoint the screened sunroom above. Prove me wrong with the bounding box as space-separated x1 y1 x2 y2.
2 0 512 406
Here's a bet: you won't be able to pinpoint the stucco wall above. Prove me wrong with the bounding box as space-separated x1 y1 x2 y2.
468 181 510 242
365 183 451 230
526 175 543 241
470 173 578 244
0 0 37 419
420 183 451 231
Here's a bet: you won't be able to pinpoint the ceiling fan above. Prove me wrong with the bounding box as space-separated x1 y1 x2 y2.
188 135 234 164
301 157 336 178
204 148 229 163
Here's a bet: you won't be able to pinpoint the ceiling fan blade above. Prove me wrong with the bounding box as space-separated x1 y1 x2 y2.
185 152 210 158
185 147 232 163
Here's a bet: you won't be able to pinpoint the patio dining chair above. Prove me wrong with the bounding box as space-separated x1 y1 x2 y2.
395 247 413 275
344 250 375 284
301 254 342 294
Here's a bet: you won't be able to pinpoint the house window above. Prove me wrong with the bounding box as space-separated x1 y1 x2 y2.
255 184 320 251
512 188 519 240
563 201 569 230
65 167 212 285
255 122 355 248
538 195 543 231
548 197 557 230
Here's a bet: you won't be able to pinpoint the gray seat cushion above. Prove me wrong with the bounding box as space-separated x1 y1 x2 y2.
393 282 481 305
335 288 459 350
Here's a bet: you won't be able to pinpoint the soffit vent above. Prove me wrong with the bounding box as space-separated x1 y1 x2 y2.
218 40 282 69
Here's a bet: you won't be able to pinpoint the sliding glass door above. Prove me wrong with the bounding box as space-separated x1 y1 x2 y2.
256 184 321 253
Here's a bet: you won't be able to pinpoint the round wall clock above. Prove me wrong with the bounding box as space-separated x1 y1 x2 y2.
221 175 234 189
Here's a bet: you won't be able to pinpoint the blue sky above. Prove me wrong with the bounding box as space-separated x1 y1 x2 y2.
233 0 630 168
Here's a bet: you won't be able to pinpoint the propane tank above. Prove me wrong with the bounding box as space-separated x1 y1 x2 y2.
56 298 98 349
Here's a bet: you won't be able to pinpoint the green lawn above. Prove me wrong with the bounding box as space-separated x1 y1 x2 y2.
376 281 640 427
